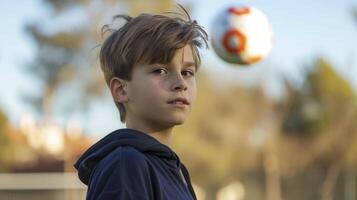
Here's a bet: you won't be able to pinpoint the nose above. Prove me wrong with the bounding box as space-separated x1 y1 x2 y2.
170 73 188 92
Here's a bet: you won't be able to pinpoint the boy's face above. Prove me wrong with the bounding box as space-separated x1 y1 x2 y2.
123 44 197 129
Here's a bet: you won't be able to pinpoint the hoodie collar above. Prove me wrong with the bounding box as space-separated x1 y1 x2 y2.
74 128 181 185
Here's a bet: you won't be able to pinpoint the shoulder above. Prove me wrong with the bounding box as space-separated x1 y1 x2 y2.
112 146 147 164
99 146 149 172
90 146 150 186
88 147 154 199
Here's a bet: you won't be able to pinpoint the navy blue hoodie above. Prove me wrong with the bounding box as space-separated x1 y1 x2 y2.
74 128 197 200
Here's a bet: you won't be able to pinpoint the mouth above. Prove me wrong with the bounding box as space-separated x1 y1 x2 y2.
167 97 190 106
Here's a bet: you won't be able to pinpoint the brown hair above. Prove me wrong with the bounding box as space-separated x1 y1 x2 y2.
99 6 208 123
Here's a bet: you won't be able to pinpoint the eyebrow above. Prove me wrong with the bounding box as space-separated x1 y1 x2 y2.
183 61 195 67
153 61 195 68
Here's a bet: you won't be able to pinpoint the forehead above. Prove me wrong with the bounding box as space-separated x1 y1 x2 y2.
136 44 195 69
170 45 195 65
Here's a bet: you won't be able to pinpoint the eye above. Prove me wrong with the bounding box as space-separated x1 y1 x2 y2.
153 68 168 75
182 70 195 77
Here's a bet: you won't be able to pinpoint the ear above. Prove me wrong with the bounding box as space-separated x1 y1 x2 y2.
109 77 129 103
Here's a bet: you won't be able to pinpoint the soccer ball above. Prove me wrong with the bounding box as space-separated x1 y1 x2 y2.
211 5 273 65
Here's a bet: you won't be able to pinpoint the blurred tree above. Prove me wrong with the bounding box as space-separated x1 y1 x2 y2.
24 0 173 122
352 6 357 25
279 57 357 200
0 108 10 172
173 57 357 199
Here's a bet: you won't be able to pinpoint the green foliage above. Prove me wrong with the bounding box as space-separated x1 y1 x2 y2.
0 109 9 149
0 108 10 172
282 57 355 136
24 0 174 121
43 0 90 13
279 57 357 180
352 6 357 25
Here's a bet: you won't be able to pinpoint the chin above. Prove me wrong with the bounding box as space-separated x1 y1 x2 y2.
155 110 189 127
170 119 186 126
166 116 187 126
173 120 185 126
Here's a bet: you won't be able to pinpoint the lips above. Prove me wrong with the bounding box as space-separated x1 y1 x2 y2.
167 97 190 105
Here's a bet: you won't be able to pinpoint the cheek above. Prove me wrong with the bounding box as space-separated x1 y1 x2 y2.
130 78 163 102
189 79 197 101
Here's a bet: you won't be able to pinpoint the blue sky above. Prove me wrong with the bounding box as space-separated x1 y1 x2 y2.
1 0 357 138
0 1 44 126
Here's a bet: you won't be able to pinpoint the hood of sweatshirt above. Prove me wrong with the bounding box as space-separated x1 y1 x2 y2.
73 128 181 185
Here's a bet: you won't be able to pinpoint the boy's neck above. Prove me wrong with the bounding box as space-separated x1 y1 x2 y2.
125 121 173 147
146 129 173 147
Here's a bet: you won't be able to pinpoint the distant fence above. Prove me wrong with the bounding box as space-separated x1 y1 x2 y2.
0 173 87 200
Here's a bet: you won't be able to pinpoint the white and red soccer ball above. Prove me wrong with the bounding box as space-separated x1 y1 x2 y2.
211 5 273 65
